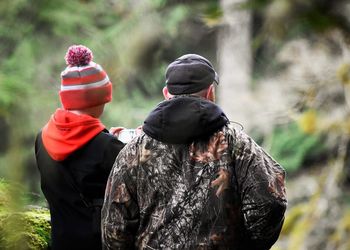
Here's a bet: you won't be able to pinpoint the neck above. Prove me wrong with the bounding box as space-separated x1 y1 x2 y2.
171 93 215 102
68 104 105 118
172 94 205 99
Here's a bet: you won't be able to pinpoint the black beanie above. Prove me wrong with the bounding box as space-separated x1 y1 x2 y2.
165 54 219 95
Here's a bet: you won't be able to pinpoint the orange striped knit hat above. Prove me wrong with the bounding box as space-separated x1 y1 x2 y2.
59 45 112 110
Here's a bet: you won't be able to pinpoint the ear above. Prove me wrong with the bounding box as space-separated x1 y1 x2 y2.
206 84 215 102
162 86 172 100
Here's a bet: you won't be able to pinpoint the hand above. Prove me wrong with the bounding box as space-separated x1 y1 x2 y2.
135 125 143 135
109 127 125 136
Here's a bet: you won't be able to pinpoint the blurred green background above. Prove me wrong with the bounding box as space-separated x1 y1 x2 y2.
1 0 350 249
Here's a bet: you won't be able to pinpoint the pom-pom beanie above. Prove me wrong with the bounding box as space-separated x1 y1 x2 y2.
59 45 112 110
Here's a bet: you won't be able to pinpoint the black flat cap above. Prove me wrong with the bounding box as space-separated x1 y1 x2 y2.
165 54 219 95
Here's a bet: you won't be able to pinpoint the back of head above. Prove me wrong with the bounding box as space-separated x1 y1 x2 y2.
59 45 112 110
143 54 227 144
165 54 219 95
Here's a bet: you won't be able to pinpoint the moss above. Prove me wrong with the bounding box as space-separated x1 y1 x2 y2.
0 179 10 208
329 208 350 249
0 207 51 250
337 63 350 85
24 209 51 249
282 181 324 250
0 179 51 250
280 203 308 235
286 213 314 250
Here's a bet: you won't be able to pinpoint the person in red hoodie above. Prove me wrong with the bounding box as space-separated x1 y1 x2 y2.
35 45 125 250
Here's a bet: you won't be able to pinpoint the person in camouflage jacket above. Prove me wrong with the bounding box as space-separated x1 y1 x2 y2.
101 54 287 250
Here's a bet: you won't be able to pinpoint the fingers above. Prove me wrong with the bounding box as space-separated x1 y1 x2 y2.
211 168 230 197
216 185 224 197
109 127 125 136
211 176 225 197
211 174 224 187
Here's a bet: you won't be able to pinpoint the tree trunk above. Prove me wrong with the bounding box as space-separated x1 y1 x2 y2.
217 0 255 131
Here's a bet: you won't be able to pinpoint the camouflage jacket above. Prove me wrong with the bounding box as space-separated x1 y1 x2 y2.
102 96 287 250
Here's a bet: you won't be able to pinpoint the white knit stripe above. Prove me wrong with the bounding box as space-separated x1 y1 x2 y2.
61 76 110 91
62 67 103 79
60 62 102 76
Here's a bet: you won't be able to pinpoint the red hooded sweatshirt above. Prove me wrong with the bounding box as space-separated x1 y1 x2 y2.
41 108 105 161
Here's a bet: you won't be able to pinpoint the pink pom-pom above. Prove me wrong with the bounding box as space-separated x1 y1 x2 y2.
65 45 93 66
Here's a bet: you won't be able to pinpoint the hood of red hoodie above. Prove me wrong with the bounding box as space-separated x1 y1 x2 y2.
41 108 105 161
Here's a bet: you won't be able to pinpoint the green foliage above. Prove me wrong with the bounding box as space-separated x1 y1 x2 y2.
0 180 10 208
0 179 51 250
163 5 190 36
244 0 350 78
0 40 34 115
268 122 325 172
244 0 350 38
242 0 272 10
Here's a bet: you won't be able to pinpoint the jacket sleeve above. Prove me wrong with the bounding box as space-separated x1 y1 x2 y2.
102 136 125 174
101 144 139 250
231 129 287 250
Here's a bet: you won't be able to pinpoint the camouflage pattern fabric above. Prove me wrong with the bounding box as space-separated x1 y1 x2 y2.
102 125 287 250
